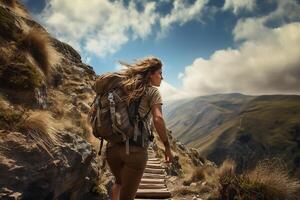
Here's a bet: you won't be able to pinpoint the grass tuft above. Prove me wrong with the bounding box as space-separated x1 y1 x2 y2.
19 111 61 157
18 27 51 76
215 159 300 200
0 96 25 131
0 6 22 41
0 0 16 8
0 57 43 90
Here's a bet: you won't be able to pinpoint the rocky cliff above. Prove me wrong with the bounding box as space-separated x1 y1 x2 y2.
0 1 102 199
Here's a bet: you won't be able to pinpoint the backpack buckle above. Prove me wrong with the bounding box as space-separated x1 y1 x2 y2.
108 92 114 102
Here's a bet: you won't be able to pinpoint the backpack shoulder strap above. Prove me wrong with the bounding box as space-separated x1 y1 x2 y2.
98 138 104 155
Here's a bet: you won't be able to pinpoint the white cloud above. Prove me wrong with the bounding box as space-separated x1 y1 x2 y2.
223 0 255 14
115 63 126 71
171 0 300 98
159 0 209 38
159 81 191 102
39 0 159 58
177 72 184 79
39 0 210 58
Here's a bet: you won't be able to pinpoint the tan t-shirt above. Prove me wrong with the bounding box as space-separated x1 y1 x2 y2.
138 86 163 123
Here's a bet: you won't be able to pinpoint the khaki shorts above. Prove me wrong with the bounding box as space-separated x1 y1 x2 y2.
106 143 148 200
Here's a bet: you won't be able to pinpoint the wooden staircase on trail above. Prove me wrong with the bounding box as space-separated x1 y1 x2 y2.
135 148 172 200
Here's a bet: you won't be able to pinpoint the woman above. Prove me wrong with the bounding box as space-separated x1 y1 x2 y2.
105 56 173 200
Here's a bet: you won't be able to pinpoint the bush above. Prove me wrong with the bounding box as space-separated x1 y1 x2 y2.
18 27 51 76
0 60 43 90
216 159 300 200
19 111 60 157
0 98 25 131
184 166 206 186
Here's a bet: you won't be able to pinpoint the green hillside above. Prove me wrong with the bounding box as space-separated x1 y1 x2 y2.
165 94 300 174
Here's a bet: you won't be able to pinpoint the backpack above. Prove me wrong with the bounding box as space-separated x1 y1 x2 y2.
89 72 153 155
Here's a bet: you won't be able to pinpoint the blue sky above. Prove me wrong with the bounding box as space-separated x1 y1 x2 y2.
21 0 300 100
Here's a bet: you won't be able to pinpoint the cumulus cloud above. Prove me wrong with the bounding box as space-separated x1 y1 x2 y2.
159 0 208 38
172 0 300 99
39 0 159 57
223 0 255 14
38 0 209 58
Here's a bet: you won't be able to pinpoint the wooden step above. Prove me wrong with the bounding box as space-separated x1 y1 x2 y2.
143 173 165 179
144 168 165 174
138 184 167 189
147 160 162 166
135 198 170 200
147 159 161 162
148 156 156 159
136 189 171 198
146 164 164 169
141 178 165 184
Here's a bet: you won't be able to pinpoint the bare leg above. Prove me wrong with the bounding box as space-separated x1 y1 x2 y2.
111 183 121 200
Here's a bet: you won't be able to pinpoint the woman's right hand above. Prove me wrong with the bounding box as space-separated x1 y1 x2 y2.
164 147 173 163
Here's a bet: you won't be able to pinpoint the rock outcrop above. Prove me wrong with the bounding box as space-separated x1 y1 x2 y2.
0 131 98 200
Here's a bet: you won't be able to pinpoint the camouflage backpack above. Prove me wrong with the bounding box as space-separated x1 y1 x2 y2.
89 72 152 155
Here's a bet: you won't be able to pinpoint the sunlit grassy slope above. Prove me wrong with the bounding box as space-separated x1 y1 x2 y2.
165 94 300 173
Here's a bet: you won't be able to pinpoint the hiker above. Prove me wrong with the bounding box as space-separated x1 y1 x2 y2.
93 57 173 200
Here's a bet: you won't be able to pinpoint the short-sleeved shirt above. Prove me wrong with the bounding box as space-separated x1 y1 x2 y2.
138 86 163 123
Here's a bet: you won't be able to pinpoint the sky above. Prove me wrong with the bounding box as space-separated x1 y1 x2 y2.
20 0 300 101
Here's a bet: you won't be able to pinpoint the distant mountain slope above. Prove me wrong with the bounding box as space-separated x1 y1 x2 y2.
164 93 255 143
165 94 300 173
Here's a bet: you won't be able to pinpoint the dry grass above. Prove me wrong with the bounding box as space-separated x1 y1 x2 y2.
0 6 23 41
246 159 300 200
213 159 300 200
0 0 16 8
183 166 207 186
0 48 8 64
217 159 236 181
172 183 213 197
0 0 30 19
20 111 61 158
18 27 51 76
78 113 92 138
48 89 91 138
14 0 30 18
0 96 24 131
172 186 198 196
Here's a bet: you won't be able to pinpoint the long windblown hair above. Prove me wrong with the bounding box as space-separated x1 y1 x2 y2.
119 56 162 103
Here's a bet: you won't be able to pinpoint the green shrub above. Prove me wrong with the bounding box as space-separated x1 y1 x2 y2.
0 61 43 90
0 99 25 131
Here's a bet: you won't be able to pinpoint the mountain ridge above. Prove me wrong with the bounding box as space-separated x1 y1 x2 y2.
165 93 300 174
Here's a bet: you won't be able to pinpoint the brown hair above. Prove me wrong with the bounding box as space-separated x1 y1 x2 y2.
119 56 162 103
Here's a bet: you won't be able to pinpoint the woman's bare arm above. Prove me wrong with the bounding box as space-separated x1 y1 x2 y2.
152 104 173 162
